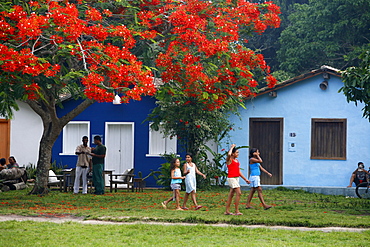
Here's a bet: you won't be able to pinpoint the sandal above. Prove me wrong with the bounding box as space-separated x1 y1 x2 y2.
182 207 189 210
264 206 272 210
224 212 234 215
234 212 243 215
161 202 167 209
195 205 203 210
245 206 254 209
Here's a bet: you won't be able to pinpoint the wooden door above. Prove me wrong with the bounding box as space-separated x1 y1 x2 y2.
0 119 10 159
249 118 283 185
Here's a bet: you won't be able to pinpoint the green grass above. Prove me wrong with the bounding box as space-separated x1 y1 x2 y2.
1 187 370 246
1 221 370 247
1 186 370 228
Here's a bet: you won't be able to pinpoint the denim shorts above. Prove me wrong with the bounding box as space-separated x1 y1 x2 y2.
170 183 181 190
249 176 261 188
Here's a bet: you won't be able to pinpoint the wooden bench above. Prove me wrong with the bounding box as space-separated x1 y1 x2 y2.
109 168 135 192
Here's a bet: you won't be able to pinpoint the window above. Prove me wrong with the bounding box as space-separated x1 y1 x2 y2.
147 123 177 156
61 121 90 155
311 118 346 160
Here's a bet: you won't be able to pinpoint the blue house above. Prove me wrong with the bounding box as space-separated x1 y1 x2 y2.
226 66 370 187
52 96 179 187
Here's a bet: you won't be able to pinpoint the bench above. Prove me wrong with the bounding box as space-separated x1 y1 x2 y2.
109 168 135 192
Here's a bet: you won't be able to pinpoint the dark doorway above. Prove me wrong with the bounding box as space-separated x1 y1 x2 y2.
249 118 283 185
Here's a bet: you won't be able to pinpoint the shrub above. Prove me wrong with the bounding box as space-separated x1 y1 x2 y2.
25 163 37 180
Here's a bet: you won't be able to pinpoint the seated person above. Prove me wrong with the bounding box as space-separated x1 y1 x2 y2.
347 162 369 187
0 158 6 170
7 156 19 169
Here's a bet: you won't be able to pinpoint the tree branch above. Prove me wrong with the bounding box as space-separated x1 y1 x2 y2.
59 98 95 127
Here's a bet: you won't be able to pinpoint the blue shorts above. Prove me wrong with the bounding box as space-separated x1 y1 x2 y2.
249 176 260 188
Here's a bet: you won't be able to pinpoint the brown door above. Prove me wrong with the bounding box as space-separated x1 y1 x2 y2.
249 118 283 185
0 119 10 159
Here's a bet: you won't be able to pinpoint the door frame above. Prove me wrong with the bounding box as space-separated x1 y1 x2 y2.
249 118 283 185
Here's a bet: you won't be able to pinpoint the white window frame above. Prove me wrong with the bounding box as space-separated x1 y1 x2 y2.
147 123 177 157
60 121 90 155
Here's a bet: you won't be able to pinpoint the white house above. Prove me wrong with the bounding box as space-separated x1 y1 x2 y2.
0 101 42 167
226 66 370 187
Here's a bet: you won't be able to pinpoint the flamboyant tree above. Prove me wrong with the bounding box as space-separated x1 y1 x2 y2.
0 0 156 194
145 0 280 156
0 0 280 194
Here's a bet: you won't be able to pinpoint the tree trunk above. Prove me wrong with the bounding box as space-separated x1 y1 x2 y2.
29 124 61 195
27 96 94 195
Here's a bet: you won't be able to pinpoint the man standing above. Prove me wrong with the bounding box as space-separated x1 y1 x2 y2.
73 136 91 194
90 135 106 195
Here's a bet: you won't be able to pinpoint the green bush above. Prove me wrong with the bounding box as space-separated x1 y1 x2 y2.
25 163 37 180
50 161 66 175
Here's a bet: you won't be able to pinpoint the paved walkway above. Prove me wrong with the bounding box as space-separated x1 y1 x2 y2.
0 215 368 232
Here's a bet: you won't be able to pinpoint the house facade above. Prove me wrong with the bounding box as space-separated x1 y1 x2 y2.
226 66 370 187
52 96 179 187
0 101 42 167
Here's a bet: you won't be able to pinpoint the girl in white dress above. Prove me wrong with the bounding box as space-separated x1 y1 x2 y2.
182 153 206 210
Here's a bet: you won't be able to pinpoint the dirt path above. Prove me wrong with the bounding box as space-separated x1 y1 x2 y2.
0 214 368 232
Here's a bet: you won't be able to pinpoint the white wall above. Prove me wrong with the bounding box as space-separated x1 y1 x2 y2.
226 74 370 187
9 101 42 167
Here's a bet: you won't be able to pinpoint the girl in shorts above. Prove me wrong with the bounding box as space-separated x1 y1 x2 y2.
245 148 272 210
224 144 250 215
162 158 185 210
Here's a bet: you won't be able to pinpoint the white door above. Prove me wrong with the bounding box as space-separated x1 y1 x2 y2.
105 122 134 175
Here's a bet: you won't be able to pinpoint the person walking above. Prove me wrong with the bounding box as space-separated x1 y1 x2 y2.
90 135 106 195
224 144 250 215
182 153 206 210
73 136 91 194
245 148 272 210
162 158 185 210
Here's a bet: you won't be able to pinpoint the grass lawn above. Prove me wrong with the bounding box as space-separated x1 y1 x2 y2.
1 186 370 246
2 221 369 247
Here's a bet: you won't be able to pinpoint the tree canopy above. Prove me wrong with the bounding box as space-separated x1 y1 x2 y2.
341 47 370 120
277 0 370 75
146 0 280 155
0 0 156 120
0 0 280 194
0 0 159 194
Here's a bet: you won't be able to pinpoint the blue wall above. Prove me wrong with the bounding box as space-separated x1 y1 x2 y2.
226 74 370 187
52 96 172 187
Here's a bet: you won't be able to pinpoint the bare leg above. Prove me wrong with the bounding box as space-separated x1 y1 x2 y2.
190 191 198 206
175 189 181 209
234 187 242 214
164 196 174 205
163 189 175 208
256 186 271 209
225 188 235 214
182 192 190 208
246 187 256 208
